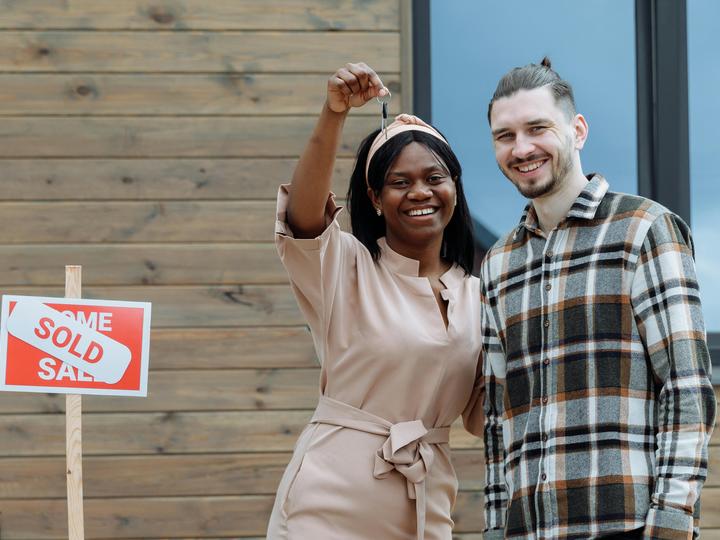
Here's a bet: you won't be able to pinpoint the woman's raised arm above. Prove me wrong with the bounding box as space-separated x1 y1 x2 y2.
286 62 387 238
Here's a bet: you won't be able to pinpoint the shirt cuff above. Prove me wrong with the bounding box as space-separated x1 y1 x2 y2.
274 183 343 249
482 529 505 540
644 506 694 540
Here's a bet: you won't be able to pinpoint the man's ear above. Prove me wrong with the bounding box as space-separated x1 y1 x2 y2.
573 114 589 150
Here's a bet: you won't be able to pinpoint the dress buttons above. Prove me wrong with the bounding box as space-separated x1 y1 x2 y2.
541 473 547 481
542 396 548 404
543 319 550 328
544 283 552 291
543 358 550 366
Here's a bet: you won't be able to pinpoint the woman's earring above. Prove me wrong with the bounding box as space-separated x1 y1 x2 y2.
375 206 382 216
453 194 457 207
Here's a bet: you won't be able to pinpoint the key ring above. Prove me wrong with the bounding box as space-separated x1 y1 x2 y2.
377 90 391 139
376 90 391 105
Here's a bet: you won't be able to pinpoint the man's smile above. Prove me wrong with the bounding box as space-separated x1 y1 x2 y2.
512 158 549 175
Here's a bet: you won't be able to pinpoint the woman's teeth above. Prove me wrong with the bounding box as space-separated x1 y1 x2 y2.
407 208 437 216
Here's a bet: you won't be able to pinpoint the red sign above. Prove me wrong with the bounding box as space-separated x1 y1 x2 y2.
0 296 151 396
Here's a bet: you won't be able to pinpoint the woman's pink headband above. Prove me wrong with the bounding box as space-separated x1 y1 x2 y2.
364 114 448 188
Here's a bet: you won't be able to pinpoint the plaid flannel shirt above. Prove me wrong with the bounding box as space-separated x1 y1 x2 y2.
480 175 715 540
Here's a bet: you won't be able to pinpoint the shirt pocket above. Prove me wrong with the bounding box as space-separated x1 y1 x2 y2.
278 423 319 517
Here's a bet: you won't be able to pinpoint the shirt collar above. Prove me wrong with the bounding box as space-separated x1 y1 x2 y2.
378 237 420 275
566 174 609 219
517 174 609 234
377 237 464 288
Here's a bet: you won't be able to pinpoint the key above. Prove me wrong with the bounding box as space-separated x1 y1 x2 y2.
376 90 391 139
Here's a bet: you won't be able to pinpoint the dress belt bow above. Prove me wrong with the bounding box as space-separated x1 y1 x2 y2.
311 396 451 540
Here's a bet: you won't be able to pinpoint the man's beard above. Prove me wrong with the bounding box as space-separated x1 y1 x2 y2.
501 139 574 199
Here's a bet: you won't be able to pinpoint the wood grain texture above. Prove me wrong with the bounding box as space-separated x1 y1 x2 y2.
0 285 304 326
0 200 351 244
63 266 85 539
0 492 484 538
0 368 321 413
0 31 400 73
0 201 278 243
0 410 481 456
0 495 275 539
0 73 402 115
0 410 314 456
0 453 292 499
0 326 317 378
0 116 376 157
65 395 85 540
0 449 484 499
3 491 720 538
0 325 317 371
0 398 696 455
147 326 318 369
0 158 353 200
0 0 400 31
0 243 288 286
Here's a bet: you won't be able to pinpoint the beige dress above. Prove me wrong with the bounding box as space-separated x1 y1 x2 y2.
267 185 484 540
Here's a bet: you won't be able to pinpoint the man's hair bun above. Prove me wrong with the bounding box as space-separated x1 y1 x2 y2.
540 56 552 69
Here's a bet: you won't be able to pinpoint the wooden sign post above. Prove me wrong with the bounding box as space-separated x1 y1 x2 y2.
0 269 152 539
65 265 85 539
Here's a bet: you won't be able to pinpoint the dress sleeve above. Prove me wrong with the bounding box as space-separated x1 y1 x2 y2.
630 212 716 540
275 183 356 334
461 350 485 437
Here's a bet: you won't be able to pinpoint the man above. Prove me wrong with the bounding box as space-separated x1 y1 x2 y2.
479 57 715 539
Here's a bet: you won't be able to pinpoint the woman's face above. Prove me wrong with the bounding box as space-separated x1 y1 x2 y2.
371 142 457 251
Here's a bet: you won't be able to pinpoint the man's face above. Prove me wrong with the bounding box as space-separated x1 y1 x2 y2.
489 87 585 199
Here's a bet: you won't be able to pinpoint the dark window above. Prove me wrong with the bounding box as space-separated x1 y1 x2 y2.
428 0 637 242
688 0 720 332
415 0 718 369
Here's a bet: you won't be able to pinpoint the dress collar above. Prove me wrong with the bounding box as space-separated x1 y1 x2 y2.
377 237 465 289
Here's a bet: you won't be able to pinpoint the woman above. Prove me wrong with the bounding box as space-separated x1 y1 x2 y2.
267 62 484 540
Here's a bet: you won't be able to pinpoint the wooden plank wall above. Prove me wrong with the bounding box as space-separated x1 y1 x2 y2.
0 2 717 539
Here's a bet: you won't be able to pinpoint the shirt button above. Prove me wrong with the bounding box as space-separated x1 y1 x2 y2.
541 473 547 481
546 251 554 260
542 433 548 442
545 283 552 291
542 396 548 404
543 358 550 366
543 319 550 328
